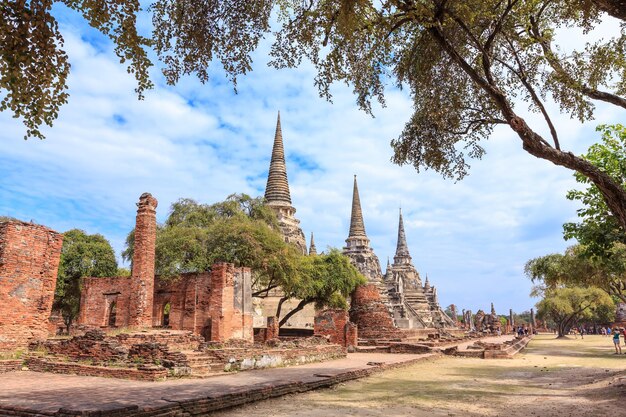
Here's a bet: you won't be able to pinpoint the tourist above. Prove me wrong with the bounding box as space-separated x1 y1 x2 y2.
612 328 622 354
622 328 626 347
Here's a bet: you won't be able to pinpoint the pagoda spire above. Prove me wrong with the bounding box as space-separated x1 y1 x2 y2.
393 208 412 265
309 232 317 256
348 175 367 239
264 112 292 206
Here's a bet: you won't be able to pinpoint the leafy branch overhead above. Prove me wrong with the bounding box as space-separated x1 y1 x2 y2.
4 1 626 232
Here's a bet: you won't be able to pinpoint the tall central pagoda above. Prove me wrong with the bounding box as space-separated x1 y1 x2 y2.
342 176 384 284
264 112 307 255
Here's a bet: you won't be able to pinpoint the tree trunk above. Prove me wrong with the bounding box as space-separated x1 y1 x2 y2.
508 116 626 231
430 23 626 232
592 0 626 21
278 298 312 328
275 296 288 319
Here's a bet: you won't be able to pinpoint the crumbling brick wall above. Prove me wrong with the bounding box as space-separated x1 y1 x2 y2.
0 221 63 351
79 276 131 327
349 284 402 341
314 309 358 347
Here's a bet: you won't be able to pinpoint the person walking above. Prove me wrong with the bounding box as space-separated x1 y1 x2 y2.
612 328 622 354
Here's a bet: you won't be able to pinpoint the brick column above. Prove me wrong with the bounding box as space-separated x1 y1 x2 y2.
128 193 158 328
209 263 235 342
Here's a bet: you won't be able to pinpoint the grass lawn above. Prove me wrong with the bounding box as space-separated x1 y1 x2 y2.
213 334 626 417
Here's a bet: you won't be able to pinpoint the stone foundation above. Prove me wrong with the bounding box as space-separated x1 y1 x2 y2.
0 221 63 351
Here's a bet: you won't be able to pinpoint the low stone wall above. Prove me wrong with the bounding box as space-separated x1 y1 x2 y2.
26 358 167 381
209 344 346 372
483 336 533 359
0 360 22 373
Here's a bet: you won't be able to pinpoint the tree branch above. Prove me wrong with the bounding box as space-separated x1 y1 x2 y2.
529 16 626 109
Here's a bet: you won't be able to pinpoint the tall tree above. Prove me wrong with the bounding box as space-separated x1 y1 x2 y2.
564 124 626 257
56 229 118 331
277 248 366 327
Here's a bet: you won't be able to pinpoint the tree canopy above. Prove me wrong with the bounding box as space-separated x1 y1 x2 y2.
535 286 614 337
564 124 626 257
525 244 626 303
124 194 295 293
6 1 626 231
55 228 118 330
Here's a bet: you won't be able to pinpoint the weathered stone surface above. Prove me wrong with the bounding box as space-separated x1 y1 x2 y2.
0 221 63 351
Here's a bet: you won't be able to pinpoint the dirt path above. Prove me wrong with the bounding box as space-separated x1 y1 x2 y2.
212 335 626 417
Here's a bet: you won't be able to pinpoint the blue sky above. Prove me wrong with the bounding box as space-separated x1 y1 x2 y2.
0 7 623 314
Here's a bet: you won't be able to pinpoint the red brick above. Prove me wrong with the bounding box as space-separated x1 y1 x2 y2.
0 221 63 351
129 193 158 328
349 284 402 341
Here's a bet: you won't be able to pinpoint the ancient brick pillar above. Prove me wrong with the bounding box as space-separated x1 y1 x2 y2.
265 316 279 341
209 263 235 341
128 193 158 328
0 221 63 351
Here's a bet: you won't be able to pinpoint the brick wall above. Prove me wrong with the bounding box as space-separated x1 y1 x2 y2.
153 273 213 336
0 221 63 351
265 316 279 341
209 263 234 341
314 309 357 347
79 276 131 327
232 267 253 342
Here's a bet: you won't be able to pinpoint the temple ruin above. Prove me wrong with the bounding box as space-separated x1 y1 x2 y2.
78 193 253 343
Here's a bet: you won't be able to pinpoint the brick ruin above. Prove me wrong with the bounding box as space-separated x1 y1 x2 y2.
314 309 358 348
0 221 63 351
472 303 502 333
349 284 402 340
78 193 253 343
